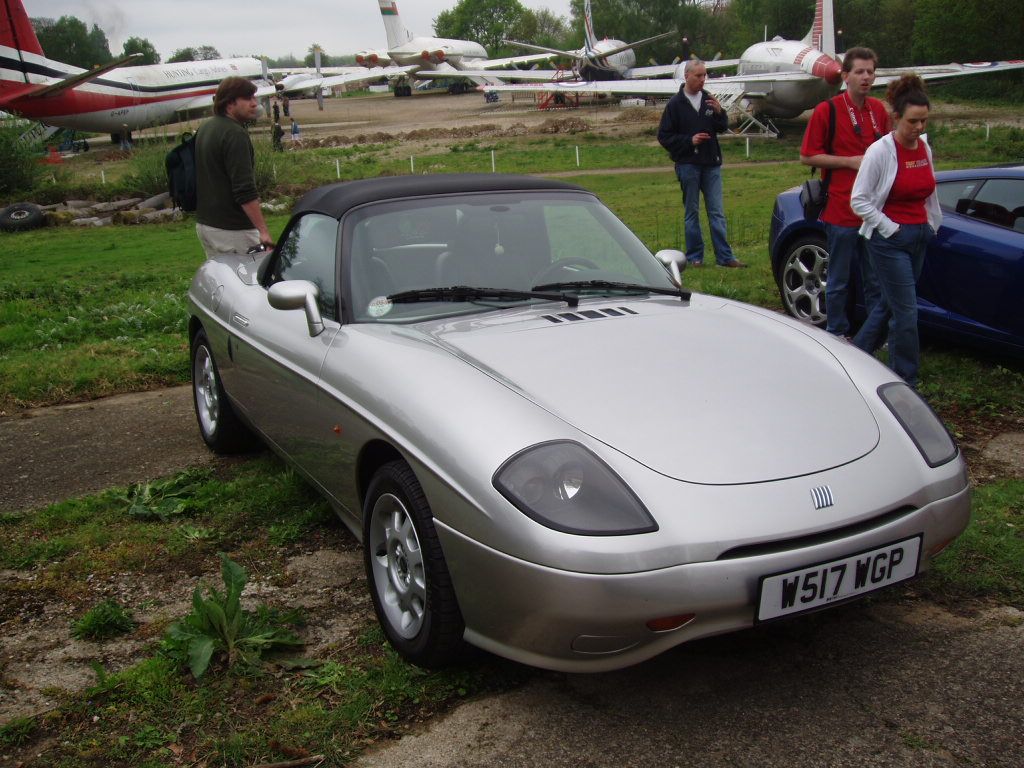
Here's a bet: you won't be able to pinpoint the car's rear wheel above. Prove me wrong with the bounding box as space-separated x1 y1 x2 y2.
777 235 829 327
364 460 464 668
190 329 254 453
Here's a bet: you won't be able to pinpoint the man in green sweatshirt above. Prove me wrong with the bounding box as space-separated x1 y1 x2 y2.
195 77 274 258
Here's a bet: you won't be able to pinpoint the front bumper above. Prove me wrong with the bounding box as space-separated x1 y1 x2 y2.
437 483 971 672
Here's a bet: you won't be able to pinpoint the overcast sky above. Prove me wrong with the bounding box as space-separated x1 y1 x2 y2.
28 0 574 61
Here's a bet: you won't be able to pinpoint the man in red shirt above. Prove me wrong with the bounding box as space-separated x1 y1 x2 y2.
800 47 891 337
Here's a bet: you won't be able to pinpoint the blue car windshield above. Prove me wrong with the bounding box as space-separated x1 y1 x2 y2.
343 191 676 323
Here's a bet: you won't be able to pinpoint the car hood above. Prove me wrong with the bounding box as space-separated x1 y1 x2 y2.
427 298 880 485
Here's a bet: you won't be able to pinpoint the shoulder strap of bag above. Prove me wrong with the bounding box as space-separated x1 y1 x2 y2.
819 99 837 192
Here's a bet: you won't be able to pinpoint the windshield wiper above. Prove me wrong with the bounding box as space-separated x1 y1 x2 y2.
388 285 579 308
532 279 690 301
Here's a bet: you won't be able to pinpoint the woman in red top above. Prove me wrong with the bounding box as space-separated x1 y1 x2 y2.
850 75 942 388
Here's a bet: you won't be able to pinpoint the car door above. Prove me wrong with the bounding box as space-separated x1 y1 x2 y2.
227 213 342 462
922 177 1024 344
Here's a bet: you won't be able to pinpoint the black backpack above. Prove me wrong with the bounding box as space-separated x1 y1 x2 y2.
165 132 197 212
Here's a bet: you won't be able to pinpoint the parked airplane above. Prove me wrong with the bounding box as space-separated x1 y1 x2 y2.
0 0 285 140
359 0 557 94
274 0 556 98
481 0 1024 135
498 0 678 81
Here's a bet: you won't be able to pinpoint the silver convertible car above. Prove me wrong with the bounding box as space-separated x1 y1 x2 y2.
188 174 970 672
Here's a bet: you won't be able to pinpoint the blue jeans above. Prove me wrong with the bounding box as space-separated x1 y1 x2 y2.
675 163 734 265
824 223 880 337
855 224 934 388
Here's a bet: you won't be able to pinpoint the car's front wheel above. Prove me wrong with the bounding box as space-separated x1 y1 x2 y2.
190 329 254 453
777 235 828 327
364 460 464 668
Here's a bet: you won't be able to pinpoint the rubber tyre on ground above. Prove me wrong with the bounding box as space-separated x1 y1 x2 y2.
0 202 44 232
775 235 829 327
190 329 255 454
364 460 464 668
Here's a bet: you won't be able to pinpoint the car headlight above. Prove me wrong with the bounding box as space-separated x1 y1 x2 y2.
493 441 657 535
878 383 958 467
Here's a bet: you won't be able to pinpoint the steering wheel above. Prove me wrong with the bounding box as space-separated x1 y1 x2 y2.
530 257 599 287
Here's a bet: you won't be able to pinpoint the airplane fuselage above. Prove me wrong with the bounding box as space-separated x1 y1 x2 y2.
733 39 841 118
580 39 635 80
0 45 264 132
388 36 488 68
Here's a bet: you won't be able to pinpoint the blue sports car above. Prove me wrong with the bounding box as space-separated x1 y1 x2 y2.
769 164 1024 357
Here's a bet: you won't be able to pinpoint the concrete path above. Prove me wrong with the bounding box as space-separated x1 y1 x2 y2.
354 601 1024 767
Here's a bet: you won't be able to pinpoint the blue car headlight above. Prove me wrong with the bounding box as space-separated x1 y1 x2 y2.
878 383 958 467
493 441 657 536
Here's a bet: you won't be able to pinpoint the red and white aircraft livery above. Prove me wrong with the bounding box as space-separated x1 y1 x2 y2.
481 0 1024 131
0 0 276 136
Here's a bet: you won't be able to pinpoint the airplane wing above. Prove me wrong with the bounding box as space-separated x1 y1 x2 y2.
480 74 784 97
277 65 419 93
269 66 366 76
624 64 680 79
479 77 747 113
502 39 581 59
411 62 509 87
588 32 676 61
482 79 679 97
176 81 278 113
474 53 555 69
19 53 143 100
873 60 1024 87
705 59 741 70
420 68 572 82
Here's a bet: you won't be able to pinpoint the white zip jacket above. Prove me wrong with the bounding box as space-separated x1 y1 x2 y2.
850 131 942 239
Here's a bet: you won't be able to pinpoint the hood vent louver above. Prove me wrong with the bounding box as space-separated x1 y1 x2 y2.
542 307 639 324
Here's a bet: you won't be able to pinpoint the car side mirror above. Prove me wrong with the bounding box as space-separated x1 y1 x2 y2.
654 249 687 287
268 280 324 337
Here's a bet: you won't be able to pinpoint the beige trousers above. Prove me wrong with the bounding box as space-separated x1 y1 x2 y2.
196 223 260 259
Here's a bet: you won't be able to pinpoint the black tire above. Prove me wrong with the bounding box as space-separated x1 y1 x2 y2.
0 203 44 232
775 234 829 327
190 329 255 453
364 460 464 668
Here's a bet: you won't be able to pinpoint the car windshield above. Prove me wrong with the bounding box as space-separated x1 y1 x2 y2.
343 191 677 323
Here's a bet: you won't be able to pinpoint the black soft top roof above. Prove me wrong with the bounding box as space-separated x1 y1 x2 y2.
292 174 590 219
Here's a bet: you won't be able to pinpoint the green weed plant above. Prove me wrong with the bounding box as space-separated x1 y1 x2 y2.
164 553 303 678
71 599 135 641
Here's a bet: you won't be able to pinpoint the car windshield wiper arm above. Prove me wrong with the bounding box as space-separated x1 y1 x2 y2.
387 285 579 308
532 279 690 301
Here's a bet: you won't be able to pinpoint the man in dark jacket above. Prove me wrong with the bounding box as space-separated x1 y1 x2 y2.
194 77 274 258
657 60 744 268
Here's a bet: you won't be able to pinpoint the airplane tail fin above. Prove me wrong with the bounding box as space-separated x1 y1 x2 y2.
801 0 836 58
377 0 413 50
582 0 598 56
1 0 45 58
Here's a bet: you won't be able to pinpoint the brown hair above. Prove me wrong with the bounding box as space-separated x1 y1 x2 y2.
842 47 878 72
213 76 257 117
886 74 929 116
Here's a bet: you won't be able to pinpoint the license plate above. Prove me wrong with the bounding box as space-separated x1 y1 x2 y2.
756 535 922 623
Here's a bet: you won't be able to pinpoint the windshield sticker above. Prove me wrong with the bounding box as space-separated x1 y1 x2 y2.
367 296 393 318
